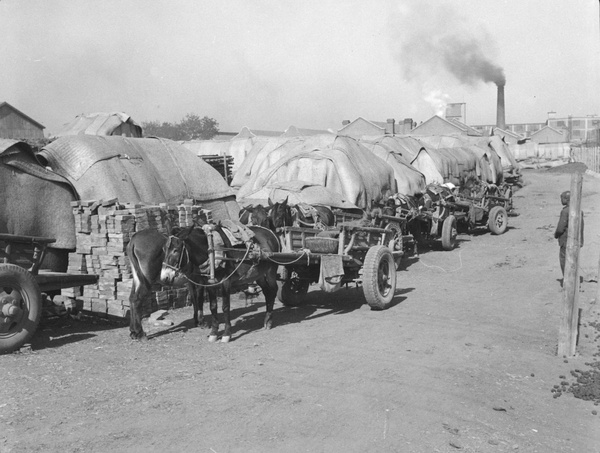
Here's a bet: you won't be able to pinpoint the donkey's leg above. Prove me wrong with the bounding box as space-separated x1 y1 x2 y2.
208 286 220 342
258 265 278 330
128 284 149 340
188 282 204 327
221 281 232 343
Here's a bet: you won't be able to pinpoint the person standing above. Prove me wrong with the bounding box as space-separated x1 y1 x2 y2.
554 190 584 279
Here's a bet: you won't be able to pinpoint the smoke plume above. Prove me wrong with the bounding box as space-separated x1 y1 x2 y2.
392 1 505 87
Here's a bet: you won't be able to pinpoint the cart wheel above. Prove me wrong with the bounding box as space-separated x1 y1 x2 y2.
0 264 42 354
362 245 397 310
277 268 309 306
441 215 458 251
488 206 508 235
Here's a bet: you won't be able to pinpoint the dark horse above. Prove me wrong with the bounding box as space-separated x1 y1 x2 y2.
127 223 280 342
268 197 334 230
239 204 273 230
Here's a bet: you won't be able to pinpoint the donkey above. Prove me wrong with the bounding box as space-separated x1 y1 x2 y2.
128 222 280 343
127 226 207 340
268 197 334 230
239 204 273 230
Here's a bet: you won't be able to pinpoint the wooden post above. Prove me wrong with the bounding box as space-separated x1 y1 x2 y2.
558 172 583 357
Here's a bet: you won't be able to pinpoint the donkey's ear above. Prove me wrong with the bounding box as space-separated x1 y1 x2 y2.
268 198 273 207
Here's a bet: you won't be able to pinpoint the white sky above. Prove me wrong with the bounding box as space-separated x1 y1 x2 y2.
1 0 599 135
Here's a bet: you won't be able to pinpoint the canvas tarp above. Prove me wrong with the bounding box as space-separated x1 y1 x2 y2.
39 135 239 220
180 133 268 174
358 137 426 196
262 181 363 213
476 135 520 173
236 135 396 210
55 112 143 137
230 135 306 189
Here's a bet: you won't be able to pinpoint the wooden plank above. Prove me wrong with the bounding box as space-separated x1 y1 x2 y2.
557 172 583 357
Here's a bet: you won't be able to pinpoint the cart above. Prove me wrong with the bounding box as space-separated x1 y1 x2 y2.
451 181 514 235
0 233 98 354
270 223 401 310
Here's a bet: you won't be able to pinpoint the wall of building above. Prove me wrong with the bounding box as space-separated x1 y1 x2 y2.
0 105 44 139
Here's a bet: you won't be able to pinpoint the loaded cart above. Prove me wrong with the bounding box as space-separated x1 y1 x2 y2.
270 223 401 309
0 234 98 354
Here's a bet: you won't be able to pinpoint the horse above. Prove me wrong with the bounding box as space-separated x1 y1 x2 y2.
128 221 281 343
239 204 273 230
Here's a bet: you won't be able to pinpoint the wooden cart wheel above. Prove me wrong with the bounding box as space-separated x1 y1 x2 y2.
362 245 396 310
488 206 508 235
441 215 458 251
0 264 42 354
277 268 309 306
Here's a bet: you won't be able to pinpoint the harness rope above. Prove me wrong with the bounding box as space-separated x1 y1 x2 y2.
162 239 254 288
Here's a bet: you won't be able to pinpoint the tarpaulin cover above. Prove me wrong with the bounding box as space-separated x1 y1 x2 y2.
358 137 426 196
40 135 239 220
236 135 396 210
0 139 74 186
55 112 143 137
475 136 520 173
230 135 306 189
180 135 266 173
264 181 363 213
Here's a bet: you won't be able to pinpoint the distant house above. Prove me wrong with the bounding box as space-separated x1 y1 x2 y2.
530 126 566 144
55 112 142 137
410 115 482 137
0 102 45 139
491 127 523 146
338 117 415 139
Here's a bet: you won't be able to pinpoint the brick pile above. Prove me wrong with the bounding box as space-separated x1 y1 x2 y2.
53 198 211 319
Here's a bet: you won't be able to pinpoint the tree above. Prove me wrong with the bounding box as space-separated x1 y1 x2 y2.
141 114 219 140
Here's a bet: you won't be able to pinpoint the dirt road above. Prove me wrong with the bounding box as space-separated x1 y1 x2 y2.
2 167 600 453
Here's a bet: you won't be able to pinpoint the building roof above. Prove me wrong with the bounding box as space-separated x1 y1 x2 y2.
0 102 45 129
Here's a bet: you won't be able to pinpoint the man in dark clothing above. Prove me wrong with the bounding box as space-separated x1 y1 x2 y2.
554 190 584 276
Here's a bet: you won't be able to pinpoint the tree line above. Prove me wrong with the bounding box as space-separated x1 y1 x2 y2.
142 113 219 140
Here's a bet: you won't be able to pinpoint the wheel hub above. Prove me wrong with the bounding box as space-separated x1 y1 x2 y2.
1 294 22 322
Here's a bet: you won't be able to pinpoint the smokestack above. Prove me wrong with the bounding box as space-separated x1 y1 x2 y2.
496 83 506 130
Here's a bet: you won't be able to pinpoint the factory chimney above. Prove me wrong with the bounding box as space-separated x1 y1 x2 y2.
496 83 506 130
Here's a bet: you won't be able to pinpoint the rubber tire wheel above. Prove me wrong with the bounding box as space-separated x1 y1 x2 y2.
441 215 457 251
0 264 42 354
488 206 508 235
277 268 309 306
362 245 396 310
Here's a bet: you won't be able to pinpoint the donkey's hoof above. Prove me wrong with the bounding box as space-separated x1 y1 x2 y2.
208 335 218 343
221 335 231 343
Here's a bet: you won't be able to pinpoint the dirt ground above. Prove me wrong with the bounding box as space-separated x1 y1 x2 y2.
2 167 600 453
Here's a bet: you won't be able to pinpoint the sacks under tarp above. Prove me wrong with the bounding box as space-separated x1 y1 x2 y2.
410 146 477 186
180 132 268 174
358 137 426 195
55 112 143 137
39 135 239 221
260 180 363 213
231 135 315 189
411 135 504 184
479 135 520 174
236 134 396 210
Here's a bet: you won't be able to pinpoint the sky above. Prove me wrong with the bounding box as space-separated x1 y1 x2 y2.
1 0 599 136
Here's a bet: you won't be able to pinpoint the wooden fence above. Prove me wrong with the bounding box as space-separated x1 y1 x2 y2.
571 146 600 173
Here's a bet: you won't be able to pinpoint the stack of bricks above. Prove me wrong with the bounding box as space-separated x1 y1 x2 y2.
55 198 211 319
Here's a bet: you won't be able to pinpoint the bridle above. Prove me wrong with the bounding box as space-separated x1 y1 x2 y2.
161 235 190 274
